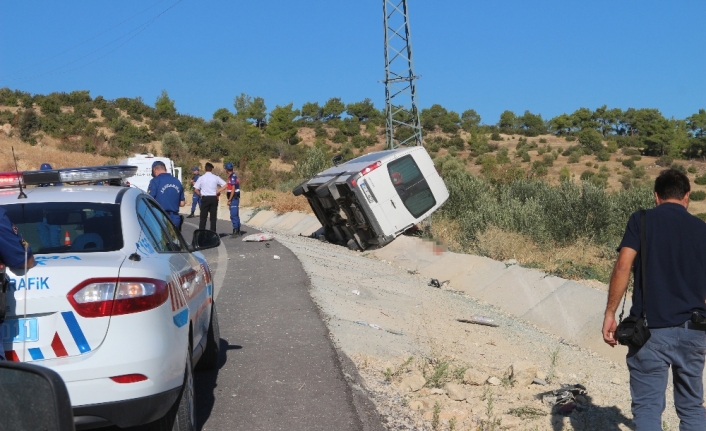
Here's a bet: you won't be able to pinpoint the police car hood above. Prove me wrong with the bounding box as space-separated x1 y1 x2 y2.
3 251 126 362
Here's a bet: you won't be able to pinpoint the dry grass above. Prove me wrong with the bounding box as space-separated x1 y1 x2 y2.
431 218 614 285
0 133 109 171
241 189 312 215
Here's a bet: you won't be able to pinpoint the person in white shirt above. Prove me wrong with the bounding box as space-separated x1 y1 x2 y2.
193 162 227 232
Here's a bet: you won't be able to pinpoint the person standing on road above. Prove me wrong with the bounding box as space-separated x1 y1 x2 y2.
603 169 706 430
224 162 241 237
187 166 201 219
0 207 36 360
193 162 227 232
147 161 185 231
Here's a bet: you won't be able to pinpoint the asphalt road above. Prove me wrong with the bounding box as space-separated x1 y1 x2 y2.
182 219 383 431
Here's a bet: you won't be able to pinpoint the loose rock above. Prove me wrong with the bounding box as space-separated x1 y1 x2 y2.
463 368 488 386
399 375 426 393
444 383 467 401
487 376 502 386
510 361 538 387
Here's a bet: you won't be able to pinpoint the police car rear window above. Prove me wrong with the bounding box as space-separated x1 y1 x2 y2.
387 155 436 218
3 203 122 254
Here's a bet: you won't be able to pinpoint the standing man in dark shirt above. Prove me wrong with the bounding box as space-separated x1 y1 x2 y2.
603 169 706 429
187 166 201 219
147 161 185 231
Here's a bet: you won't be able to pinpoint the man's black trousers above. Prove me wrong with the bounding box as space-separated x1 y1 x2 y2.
199 196 219 232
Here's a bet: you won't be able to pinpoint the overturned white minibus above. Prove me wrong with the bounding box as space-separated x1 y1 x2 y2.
293 146 449 250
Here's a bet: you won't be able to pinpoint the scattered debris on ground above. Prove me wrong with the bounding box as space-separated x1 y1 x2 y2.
456 316 499 328
242 233 275 242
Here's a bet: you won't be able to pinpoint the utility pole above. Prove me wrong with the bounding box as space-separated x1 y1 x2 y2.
382 0 423 150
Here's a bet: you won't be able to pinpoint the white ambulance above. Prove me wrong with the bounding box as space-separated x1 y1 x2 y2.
293 146 449 250
118 153 182 192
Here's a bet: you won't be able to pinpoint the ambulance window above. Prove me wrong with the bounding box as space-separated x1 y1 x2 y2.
387 155 436 218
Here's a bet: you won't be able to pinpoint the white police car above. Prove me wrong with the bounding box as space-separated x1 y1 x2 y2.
0 165 221 431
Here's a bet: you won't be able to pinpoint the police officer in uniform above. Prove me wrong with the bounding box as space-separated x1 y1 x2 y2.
187 166 201 218
225 162 241 237
193 162 227 232
147 161 185 231
0 207 36 360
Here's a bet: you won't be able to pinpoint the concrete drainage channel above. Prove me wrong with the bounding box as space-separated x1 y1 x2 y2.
241 208 626 364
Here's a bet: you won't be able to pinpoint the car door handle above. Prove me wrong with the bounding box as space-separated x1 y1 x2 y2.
391 200 396 209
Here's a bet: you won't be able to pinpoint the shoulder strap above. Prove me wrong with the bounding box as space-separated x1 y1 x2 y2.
618 210 647 323
640 209 647 322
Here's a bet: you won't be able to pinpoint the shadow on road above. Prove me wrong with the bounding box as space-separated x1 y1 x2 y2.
194 338 241 430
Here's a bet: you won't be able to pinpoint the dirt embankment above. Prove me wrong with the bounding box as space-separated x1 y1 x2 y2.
269 229 679 431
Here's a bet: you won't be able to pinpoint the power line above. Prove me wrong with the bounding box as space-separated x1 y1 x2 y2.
0 0 182 84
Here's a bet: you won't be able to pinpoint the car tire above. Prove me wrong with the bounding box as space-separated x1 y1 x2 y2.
144 348 195 431
172 348 195 431
195 302 220 371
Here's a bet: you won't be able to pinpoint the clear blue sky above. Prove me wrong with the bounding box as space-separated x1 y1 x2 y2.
1 1 704 124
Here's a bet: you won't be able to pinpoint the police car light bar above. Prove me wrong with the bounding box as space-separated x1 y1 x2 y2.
23 165 138 185
0 172 23 189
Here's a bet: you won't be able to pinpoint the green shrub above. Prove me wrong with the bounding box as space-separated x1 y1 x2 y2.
578 129 604 152
331 130 348 144
696 213 706 221
622 148 640 156
437 170 654 246
622 159 636 169
656 155 674 167
559 166 571 182
632 166 646 179
568 152 581 163
314 124 328 138
580 170 595 181
606 140 619 153
490 132 502 141
496 148 510 164
531 161 548 177
542 153 555 167
539 138 547 144
688 166 697 174
691 191 706 201
565 135 576 142
630 155 642 161
596 151 610 162
296 145 331 179
695 175 706 185
670 163 687 175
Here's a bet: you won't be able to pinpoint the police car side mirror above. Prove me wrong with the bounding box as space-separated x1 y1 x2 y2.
192 229 221 251
0 361 75 430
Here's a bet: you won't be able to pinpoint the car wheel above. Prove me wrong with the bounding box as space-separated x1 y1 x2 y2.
172 348 195 431
195 302 220 371
143 347 195 431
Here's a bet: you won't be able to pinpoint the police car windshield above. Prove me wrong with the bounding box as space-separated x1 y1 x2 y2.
3 202 123 254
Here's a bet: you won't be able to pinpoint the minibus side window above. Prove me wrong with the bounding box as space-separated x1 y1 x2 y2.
387 155 436 218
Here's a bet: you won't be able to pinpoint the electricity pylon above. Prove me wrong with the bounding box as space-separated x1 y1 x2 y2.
383 0 423 150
